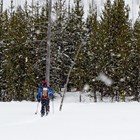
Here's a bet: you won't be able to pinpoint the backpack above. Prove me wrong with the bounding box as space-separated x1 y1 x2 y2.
41 88 49 100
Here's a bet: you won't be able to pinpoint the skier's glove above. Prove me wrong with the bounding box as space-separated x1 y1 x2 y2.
38 99 40 102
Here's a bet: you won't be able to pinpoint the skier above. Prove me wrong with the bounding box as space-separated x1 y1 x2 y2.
37 79 54 117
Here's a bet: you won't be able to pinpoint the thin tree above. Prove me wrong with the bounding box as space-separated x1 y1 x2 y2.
46 0 52 85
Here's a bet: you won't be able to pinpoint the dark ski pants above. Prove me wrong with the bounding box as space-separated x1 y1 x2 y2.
41 99 50 115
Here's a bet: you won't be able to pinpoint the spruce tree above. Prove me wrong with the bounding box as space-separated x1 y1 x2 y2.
0 1 6 101
51 0 68 91
131 16 140 101
98 0 131 101
4 5 35 101
85 3 102 101
65 0 85 90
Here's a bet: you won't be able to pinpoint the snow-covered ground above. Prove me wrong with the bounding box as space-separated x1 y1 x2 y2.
0 92 140 140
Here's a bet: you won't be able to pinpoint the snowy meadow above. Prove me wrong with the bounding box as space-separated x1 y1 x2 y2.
0 92 140 140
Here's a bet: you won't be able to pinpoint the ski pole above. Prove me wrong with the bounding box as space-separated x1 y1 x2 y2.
35 102 39 114
52 99 54 114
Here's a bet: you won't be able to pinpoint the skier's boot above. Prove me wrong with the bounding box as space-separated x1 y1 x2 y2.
41 112 45 117
41 107 45 117
46 111 48 116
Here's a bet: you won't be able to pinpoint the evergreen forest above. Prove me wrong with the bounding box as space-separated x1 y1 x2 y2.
0 0 140 102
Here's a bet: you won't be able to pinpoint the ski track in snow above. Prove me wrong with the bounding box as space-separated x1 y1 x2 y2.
0 117 41 128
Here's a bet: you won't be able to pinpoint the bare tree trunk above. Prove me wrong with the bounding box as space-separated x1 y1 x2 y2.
94 92 97 102
59 45 82 111
0 0 3 13
46 0 52 85
79 92 82 102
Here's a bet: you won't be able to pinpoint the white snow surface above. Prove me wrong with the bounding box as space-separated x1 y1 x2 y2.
0 92 140 140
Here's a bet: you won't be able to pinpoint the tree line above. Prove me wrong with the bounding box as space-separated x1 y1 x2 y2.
0 0 140 102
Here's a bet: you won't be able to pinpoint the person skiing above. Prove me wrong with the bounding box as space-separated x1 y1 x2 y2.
37 79 54 117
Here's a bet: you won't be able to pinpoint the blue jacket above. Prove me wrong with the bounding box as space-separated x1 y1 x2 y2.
37 84 53 102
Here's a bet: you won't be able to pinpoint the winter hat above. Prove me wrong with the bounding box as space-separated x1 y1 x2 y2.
42 79 47 84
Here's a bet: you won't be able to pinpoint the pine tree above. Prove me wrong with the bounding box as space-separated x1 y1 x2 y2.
3 1 16 101
0 0 5 101
111 0 132 101
33 0 49 82
85 2 101 101
4 5 36 101
51 0 68 91
131 16 140 101
98 0 132 101
1 10 9 88
65 0 85 90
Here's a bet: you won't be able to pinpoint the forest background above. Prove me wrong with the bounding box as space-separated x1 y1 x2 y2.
0 0 140 102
